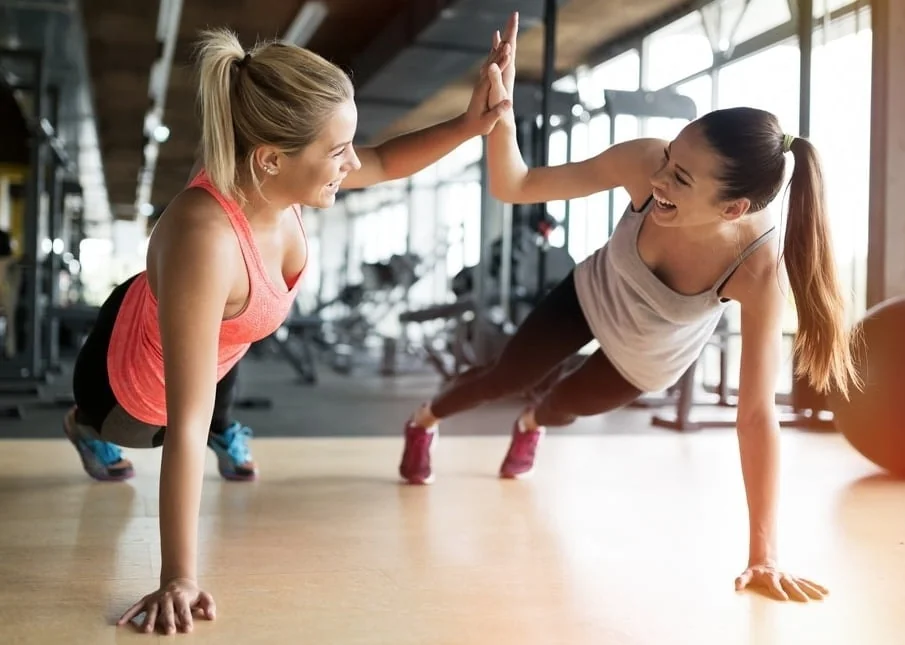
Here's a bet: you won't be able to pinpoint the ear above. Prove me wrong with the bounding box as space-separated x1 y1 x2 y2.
251 146 282 176
720 197 750 221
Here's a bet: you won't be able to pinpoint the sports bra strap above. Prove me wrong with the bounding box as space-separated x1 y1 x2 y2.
713 227 778 293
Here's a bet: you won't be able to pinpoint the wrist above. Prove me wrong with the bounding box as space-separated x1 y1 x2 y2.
487 115 516 140
748 541 777 567
455 112 481 139
160 568 197 585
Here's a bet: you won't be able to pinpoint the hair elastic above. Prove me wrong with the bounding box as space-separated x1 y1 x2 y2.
782 133 795 153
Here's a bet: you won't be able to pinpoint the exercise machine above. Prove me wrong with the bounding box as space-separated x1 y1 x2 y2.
398 0 580 391
634 315 835 432
0 48 79 396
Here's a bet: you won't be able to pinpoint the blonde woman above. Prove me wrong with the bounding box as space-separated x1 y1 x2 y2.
64 27 513 634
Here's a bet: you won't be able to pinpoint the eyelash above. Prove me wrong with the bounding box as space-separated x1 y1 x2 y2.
663 149 689 187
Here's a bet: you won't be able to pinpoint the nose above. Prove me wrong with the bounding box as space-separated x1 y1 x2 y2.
346 147 362 172
649 168 667 190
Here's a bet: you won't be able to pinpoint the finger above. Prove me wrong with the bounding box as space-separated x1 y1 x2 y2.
767 573 790 601
493 30 501 49
780 576 810 602
160 597 176 635
494 48 512 73
196 591 217 620
487 62 503 85
485 43 510 70
487 100 512 124
176 597 194 632
796 578 828 599
503 12 519 45
735 570 753 590
486 64 507 107
480 42 507 79
117 599 147 626
797 578 829 595
142 603 158 633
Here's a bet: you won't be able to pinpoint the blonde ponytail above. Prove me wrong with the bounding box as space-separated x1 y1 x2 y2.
192 28 353 204
195 29 245 199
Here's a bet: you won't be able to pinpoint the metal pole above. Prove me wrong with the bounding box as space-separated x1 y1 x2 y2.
44 160 63 373
22 49 47 379
475 137 507 361
563 114 573 247
797 0 813 137
535 0 557 302
607 114 617 236
539 0 556 161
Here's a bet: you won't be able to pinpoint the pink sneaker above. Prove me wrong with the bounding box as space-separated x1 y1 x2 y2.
500 419 544 479
399 421 436 485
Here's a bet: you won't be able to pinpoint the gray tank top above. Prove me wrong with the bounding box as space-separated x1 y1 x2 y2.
572 195 776 392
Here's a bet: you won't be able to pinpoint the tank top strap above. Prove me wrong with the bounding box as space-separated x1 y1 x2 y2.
712 226 778 294
290 204 304 228
188 169 258 255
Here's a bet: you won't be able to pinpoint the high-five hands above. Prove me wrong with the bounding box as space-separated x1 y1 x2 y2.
463 12 520 135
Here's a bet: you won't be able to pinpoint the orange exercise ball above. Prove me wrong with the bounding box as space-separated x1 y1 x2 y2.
828 296 905 477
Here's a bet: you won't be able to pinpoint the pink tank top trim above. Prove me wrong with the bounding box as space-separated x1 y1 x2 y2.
106 171 307 425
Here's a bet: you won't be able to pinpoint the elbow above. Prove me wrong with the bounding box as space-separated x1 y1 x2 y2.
488 177 513 203
489 173 527 205
736 406 778 435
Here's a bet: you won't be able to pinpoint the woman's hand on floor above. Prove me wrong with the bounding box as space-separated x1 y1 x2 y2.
735 563 829 601
117 577 216 634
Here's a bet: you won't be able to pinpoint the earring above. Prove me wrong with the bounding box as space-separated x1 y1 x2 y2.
265 166 278 176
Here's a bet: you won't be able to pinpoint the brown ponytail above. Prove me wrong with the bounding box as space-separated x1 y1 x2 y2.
783 137 861 398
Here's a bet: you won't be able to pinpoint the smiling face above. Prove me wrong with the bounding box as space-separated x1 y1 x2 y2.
648 123 751 228
252 99 361 210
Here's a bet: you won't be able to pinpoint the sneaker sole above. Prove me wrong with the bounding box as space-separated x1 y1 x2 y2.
499 467 535 480
209 445 258 482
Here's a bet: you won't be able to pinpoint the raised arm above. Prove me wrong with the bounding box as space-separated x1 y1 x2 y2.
489 131 668 204
342 30 514 190
483 14 664 204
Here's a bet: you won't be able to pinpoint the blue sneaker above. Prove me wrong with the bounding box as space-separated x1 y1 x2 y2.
207 422 258 481
63 407 134 482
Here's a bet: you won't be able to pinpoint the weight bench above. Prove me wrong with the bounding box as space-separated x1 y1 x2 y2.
639 316 817 431
398 298 475 325
0 403 23 419
399 298 477 380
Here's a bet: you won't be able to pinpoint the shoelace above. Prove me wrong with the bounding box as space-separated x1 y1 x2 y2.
86 437 123 465
220 423 254 464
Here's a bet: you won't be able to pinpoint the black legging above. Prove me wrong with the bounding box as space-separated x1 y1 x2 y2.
430 272 642 426
72 273 239 446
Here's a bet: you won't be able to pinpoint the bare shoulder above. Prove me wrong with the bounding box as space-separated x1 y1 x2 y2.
721 220 785 310
147 188 240 290
609 138 668 208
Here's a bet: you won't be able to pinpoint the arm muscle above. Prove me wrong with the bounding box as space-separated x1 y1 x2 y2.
154 212 236 582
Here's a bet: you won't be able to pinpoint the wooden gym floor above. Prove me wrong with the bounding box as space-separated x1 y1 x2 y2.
1 422 903 644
